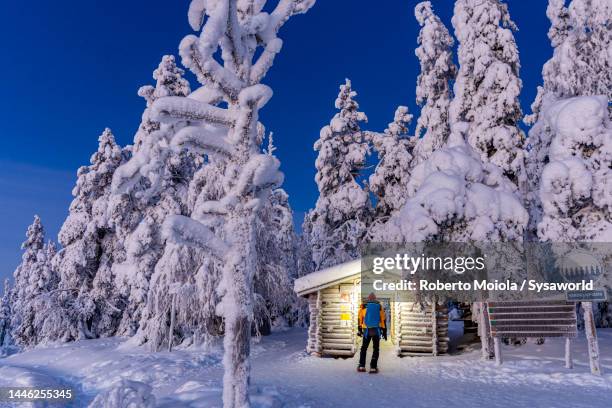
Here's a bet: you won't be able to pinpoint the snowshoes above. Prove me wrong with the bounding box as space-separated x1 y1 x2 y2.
369 368 379 374
357 366 366 373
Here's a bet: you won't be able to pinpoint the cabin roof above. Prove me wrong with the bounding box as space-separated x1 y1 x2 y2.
294 259 362 296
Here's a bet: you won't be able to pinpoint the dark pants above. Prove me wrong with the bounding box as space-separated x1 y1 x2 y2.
359 330 380 369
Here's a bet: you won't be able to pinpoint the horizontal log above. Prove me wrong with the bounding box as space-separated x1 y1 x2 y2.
321 327 352 333
399 340 438 346
401 336 450 343
320 308 349 313
399 351 447 357
322 333 353 340
399 345 449 352
322 349 355 357
400 329 447 335
400 313 449 319
321 313 352 318
400 321 449 327
322 342 353 350
400 317 449 323
399 306 448 312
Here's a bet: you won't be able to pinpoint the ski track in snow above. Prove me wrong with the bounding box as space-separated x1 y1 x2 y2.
1 324 611 407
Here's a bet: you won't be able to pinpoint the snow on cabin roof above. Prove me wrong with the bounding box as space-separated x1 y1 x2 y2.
294 259 363 297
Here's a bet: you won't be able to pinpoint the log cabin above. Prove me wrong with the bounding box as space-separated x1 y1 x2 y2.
294 260 449 357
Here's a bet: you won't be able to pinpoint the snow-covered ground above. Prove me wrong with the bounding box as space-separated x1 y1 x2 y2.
1 323 611 407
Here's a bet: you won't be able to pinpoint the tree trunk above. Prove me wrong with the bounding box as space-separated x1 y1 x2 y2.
431 300 438 357
494 337 502 366
168 294 176 352
565 337 573 369
221 211 256 408
476 302 493 360
582 302 602 375
223 314 252 408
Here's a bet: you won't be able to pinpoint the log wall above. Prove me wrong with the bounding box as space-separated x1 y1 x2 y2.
396 301 449 357
318 285 357 356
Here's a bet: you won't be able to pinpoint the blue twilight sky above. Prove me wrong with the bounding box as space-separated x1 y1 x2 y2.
0 0 552 281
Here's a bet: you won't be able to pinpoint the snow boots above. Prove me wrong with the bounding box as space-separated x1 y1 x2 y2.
369 368 379 374
357 366 366 372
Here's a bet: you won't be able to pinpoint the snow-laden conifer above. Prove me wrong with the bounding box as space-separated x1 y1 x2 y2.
45 129 124 342
110 56 196 336
11 217 59 347
537 96 612 241
368 106 414 222
450 0 526 191
304 79 370 270
412 1 456 165
0 279 12 352
525 0 612 236
371 123 527 243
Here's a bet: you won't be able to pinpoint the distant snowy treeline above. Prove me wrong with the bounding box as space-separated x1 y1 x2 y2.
0 0 610 388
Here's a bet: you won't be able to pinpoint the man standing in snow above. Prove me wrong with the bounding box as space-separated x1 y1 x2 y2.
357 293 387 373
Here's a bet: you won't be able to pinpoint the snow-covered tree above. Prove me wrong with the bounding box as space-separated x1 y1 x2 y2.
539 0 611 107
110 55 195 336
368 106 414 222
537 95 612 241
11 217 59 347
254 187 297 330
450 0 526 191
412 1 457 165
134 55 192 151
304 79 371 270
111 1 316 406
525 0 612 236
370 123 527 243
0 279 12 351
46 129 124 342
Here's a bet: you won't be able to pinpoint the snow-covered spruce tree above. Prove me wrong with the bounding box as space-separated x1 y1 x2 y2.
539 0 611 107
368 106 414 223
370 122 527 243
134 55 193 151
0 279 12 352
11 217 60 347
524 0 612 237
412 1 457 166
110 55 194 336
113 1 315 406
254 185 297 330
450 0 526 192
304 79 371 270
43 129 124 342
537 95 612 242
